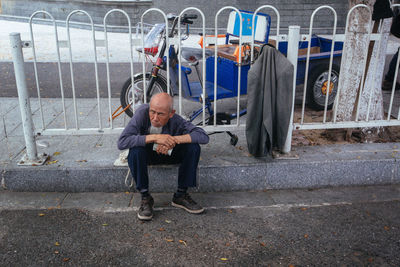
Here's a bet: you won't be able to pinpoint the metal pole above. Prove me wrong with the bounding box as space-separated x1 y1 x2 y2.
282 26 300 154
9 32 38 161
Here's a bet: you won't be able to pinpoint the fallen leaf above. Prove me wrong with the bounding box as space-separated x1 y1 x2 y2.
368 258 374 263
384 226 390 231
165 220 171 224
179 240 187 246
220 258 228 261
102 223 108 226
55 242 60 246
76 159 87 163
304 234 309 238
165 238 174 242
227 209 233 213
260 242 266 247
157 227 165 232
56 205 61 209
47 160 58 165
38 213 46 217
125 191 130 194
143 233 150 237
289 265 295 267
225 243 230 247
53 152 61 156
356 156 361 159
63 258 70 262
301 207 307 211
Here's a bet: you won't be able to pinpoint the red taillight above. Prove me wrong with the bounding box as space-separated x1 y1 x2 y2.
144 47 158 56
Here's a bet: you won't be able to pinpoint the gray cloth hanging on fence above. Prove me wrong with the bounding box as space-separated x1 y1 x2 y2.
245 45 294 157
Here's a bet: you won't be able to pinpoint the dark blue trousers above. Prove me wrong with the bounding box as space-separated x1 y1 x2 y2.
127 143 201 191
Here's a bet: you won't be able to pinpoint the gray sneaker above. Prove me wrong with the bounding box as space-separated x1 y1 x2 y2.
138 195 154 220
172 193 204 214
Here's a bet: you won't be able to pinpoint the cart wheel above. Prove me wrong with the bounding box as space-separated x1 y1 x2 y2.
230 135 238 146
306 62 340 111
120 73 168 117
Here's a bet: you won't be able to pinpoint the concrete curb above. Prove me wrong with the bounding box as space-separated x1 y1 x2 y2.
3 142 399 192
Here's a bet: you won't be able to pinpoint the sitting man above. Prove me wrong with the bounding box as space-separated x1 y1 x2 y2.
118 92 209 220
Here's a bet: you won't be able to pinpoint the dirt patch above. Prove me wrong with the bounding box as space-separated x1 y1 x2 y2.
291 108 400 147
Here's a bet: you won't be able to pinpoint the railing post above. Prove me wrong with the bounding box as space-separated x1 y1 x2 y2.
282 25 300 154
9 32 48 166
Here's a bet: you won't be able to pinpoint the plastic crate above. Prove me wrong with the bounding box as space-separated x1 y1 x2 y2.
206 56 250 96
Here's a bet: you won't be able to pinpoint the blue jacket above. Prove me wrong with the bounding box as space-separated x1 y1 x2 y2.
118 104 209 150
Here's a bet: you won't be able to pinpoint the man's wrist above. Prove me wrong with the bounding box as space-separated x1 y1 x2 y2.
145 134 158 144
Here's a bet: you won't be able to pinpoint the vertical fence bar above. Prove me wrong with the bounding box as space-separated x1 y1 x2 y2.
9 32 38 161
251 5 280 64
141 9 170 103
29 14 46 131
301 6 337 124
29 11 67 131
178 8 206 125
282 26 300 153
214 7 242 126
104 9 133 129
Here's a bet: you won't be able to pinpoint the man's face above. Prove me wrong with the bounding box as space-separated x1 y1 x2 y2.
149 100 175 128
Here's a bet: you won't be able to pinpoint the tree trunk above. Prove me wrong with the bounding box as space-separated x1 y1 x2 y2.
334 0 375 122
358 19 390 121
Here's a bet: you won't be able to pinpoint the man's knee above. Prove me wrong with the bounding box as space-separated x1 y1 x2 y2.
186 143 201 157
128 146 147 161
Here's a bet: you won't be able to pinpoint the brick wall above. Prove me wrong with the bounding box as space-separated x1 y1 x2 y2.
0 0 349 34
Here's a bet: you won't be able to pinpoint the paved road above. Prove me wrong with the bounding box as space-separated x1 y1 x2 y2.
1 185 399 266
0 62 141 98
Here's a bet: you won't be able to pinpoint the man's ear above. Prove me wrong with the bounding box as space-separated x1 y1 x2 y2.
169 109 176 118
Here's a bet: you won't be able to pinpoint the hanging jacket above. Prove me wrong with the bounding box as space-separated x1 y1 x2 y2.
246 45 294 157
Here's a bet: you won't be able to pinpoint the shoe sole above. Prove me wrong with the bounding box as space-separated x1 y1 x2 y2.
137 213 153 220
171 201 205 214
137 203 154 221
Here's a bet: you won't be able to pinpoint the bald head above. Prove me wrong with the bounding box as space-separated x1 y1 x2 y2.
149 92 175 127
150 92 174 112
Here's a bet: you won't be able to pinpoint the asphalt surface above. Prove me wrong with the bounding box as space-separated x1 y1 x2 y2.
0 62 139 98
1 185 400 266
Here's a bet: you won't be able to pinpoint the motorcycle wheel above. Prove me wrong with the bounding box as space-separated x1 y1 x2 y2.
120 73 168 117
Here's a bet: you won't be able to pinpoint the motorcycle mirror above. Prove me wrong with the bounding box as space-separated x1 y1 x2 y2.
167 13 176 21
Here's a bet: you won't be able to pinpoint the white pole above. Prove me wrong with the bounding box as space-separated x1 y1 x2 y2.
9 32 38 161
282 25 300 153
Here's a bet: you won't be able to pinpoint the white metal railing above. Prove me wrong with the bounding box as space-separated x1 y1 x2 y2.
291 3 400 135
9 4 400 165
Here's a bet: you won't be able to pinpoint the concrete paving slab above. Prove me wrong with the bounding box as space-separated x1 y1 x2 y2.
61 192 133 211
0 98 18 115
0 191 65 209
0 136 25 162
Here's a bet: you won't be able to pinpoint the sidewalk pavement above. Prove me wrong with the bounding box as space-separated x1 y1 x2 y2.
0 97 399 193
